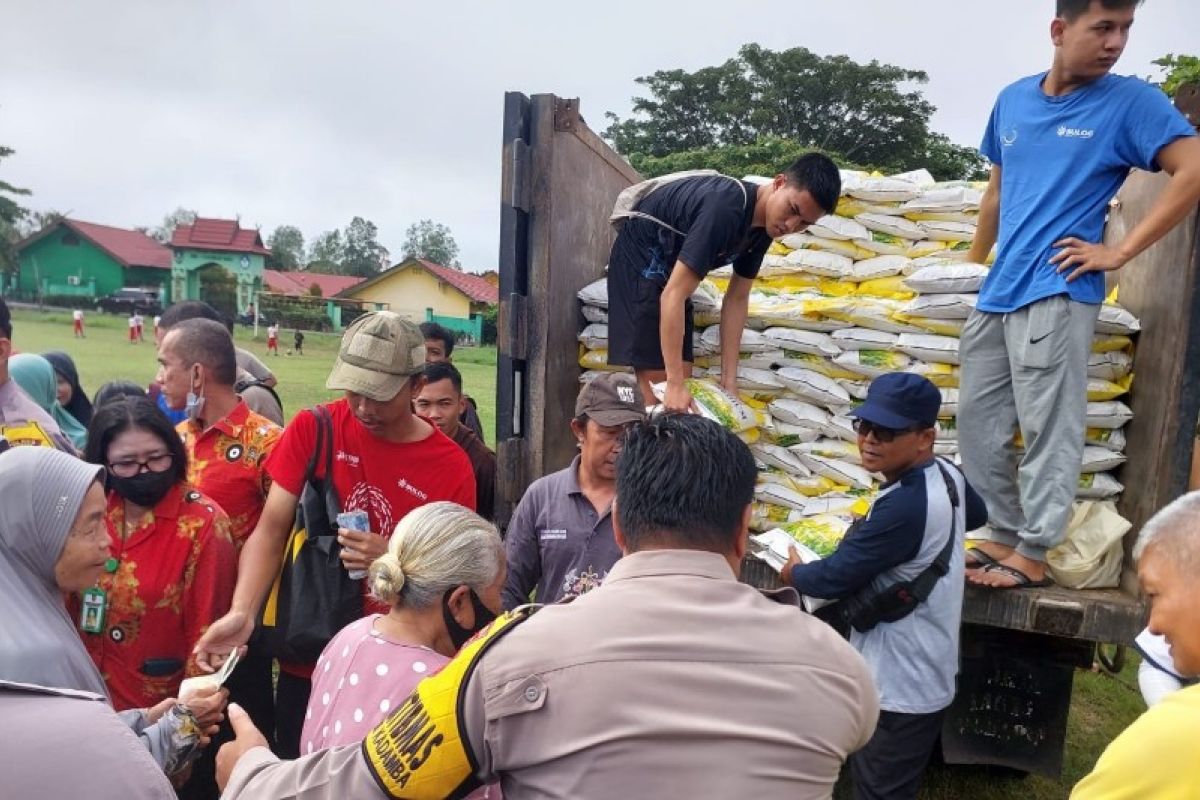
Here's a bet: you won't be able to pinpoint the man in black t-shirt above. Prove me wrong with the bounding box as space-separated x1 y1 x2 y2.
607 154 840 412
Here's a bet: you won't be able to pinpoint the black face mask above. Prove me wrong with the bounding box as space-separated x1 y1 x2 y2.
109 470 176 508
442 588 497 650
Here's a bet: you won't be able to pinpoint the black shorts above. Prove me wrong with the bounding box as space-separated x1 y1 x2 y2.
606 238 694 371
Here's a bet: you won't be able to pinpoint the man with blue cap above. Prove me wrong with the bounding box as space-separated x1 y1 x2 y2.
780 372 988 800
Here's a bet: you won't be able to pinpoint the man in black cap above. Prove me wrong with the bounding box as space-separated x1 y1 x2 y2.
780 372 988 800
502 372 646 609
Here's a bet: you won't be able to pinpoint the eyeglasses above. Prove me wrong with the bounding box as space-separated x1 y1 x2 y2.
851 419 923 443
107 453 174 478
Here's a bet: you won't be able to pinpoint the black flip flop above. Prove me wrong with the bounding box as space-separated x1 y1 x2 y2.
978 562 1053 589
965 548 1001 570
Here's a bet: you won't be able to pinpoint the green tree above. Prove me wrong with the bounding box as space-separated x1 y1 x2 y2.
151 207 197 244
1153 54 1200 98
266 224 305 270
341 216 388 278
306 229 344 273
18 209 67 238
605 44 987 181
401 219 461 269
0 146 31 279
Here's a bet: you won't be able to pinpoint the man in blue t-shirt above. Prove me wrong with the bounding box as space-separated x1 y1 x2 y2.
961 0 1200 589
606 155 839 413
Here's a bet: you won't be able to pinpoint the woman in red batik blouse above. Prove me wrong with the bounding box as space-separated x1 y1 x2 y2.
77 396 238 711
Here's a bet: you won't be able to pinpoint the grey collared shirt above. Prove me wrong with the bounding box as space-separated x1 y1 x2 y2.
502 455 623 609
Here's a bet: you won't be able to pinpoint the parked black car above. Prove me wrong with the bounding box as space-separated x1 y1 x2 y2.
237 310 275 327
96 288 163 316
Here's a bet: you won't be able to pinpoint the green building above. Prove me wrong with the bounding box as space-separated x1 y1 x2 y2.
11 216 270 316
15 219 172 303
169 218 269 316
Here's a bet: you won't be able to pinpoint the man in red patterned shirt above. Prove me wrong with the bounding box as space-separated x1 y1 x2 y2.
158 317 284 793
194 311 476 758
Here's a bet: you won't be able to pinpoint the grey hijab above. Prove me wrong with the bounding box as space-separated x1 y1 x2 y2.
0 446 109 698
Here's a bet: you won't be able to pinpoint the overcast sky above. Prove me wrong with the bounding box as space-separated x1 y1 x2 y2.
3 0 1196 272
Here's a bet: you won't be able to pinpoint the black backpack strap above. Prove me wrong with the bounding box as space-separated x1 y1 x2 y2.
908 459 961 600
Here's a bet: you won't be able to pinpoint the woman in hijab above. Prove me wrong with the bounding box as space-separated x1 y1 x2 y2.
44 350 95 427
0 445 221 777
9 352 88 450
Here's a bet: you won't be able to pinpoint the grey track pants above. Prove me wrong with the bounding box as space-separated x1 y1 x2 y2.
958 295 1100 562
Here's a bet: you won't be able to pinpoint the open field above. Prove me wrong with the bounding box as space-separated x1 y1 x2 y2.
7 307 497 445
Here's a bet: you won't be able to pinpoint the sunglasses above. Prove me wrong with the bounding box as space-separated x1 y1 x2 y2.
851 418 924 443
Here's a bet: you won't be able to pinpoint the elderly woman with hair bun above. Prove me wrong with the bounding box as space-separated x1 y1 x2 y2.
300 503 504 773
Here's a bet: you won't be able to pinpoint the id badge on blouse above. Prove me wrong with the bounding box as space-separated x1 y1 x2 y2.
79 587 107 634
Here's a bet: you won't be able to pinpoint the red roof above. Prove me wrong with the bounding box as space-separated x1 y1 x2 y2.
17 219 172 270
416 260 498 304
263 269 366 298
172 217 271 256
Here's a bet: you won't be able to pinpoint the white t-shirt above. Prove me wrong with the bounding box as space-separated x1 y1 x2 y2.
128 316 137 328
72 310 83 321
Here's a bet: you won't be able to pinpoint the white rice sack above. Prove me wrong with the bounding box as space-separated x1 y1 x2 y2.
652 379 758 433
577 278 608 308
578 369 607 384
578 323 609 350
1087 427 1127 452
784 248 855 279
900 186 982 213
700 325 773 353
763 327 841 358
769 421 823 446
581 305 608 325
847 177 922 203
838 378 872 400
834 349 913 378
822 415 859 443
808 215 869 242
844 300 928 334
753 443 812 477
934 441 960 457
740 350 785 370
888 168 936 188
1087 351 1134 381
906 361 961 389
1081 446 1127 473
790 439 862 465
939 388 959 418
849 255 911 282
855 232 910 257
832 327 899 351
895 333 961 366
1096 304 1141 335
776 367 853 410
937 418 958 441
855 213 927 241
902 293 978 320
917 220 977 242
692 280 724 314
1086 401 1134 430
1077 472 1124 500
797 453 876 490
778 232 872 261
902 262 990 294
768 398 831 431
706 365 786 393
802 495 862 516
755 482 811 512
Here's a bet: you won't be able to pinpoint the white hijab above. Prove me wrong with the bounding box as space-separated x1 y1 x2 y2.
0 446 110 698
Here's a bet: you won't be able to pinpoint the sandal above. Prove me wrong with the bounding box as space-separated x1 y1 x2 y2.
975 562 1053 589
964 548 1001 570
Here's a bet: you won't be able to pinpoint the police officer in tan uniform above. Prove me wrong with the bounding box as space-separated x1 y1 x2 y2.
218 414 879 799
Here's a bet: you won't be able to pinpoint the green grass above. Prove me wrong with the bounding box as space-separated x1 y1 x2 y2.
5 305 1147 796
6 307 497 445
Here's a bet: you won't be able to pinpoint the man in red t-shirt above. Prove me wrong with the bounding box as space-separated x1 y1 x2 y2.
193 311 476 758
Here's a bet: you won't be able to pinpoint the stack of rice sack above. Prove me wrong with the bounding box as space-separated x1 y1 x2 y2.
576 167 1139 557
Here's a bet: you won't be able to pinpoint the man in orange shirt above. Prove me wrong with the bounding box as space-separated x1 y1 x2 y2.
158 316 283 795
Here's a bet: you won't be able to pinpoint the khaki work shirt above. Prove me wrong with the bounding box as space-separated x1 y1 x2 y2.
224 549 880 800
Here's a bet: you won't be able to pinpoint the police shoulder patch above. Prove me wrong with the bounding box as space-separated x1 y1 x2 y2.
362 607 536 799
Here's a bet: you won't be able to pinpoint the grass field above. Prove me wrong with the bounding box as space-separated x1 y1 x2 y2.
6 307 497 445
6 305 1147 798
